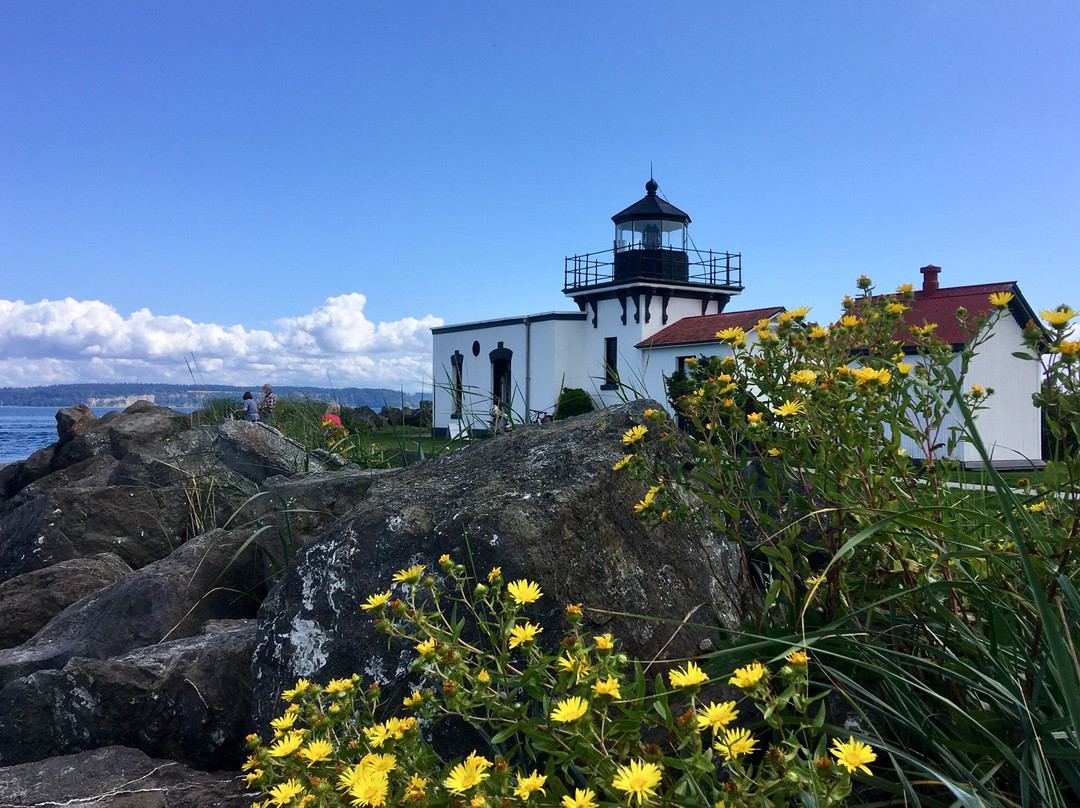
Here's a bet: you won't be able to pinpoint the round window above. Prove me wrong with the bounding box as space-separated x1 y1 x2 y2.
472 340 480 357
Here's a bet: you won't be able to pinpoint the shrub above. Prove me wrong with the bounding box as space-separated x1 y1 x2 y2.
554 388 594 420
247 560 870 808
617 282 1080 806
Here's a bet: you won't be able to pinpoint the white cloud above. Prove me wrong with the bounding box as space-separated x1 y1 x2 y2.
0 295 443 389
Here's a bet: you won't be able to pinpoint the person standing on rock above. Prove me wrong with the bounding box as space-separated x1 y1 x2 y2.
236 391 259 421
259 384 276 424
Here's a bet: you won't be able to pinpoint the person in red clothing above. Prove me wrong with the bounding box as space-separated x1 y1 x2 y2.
322 401 342 427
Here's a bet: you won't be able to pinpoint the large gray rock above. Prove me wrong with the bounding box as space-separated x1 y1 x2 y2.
0 746 250 807
0 620 256 769
250 400 745 728
55 403 99 446
0 527 260 688
0 484 193 584
0 553 132 649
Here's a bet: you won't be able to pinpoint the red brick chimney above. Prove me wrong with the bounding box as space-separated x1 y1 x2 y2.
920 264 941 294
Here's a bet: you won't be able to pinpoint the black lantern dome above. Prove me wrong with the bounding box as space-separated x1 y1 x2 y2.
610 179 690 282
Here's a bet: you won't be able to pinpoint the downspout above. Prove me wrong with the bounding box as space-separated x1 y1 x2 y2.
524 316 532 418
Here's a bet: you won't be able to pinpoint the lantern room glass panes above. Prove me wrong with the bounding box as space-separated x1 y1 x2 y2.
615 220 686 251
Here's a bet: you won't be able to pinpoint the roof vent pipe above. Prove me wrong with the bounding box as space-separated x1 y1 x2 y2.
920 264 941 294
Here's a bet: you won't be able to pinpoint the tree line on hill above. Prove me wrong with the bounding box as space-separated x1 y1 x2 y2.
0 384 426 410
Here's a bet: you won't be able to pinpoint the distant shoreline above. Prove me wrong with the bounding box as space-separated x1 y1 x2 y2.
0 384 427 410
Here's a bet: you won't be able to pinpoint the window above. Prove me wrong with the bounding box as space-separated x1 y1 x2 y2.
603 337 619 389
450 351 464 418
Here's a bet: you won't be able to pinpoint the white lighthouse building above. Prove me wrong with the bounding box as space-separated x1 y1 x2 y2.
431 179 743 436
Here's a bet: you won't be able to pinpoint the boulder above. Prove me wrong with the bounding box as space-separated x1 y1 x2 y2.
250 400 745 728
0 527 260 688
0 620 256 769
55 403 99 446
0 483 193 583
0 553 132 649
0 455 119 518
379 405 404 425
350 405 387 430
0 746 250 807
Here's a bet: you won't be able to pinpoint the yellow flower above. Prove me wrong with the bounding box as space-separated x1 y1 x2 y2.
509 622 543 648
721 398 735 408
1060 340 1080 355
1025 501 1048 513
838 315 860 328
729 661 765 689
613 454 634 471
897 361 913 374
767 448 782 457
561 789 599 808
550 695 590 723
268 732 305 758
444 753 493 794
592 676 622 698
514 770 548 799
270 713 297 731
403 690 423 708
911 323 938 337
507 579 543 604
566 603 582 615
715 727 759 760
772 400 804 417
777 306 811 323
789 369 818 385
361 591 392 611
786 650 810 665
392 565 426 584
897 283 914 294
404 774 428 801
594 634 614 651
487 566 502 583
852 367 891 386
268 779 306 806
807 574 826 585
281 679 311 702
970 384 984 395
808 326 827 339
476 668 491 683
830 736 877 775
746 412 763 424
633 489 656 513
611 759 663 805
989 291 1014 308
716 326 748 346
325 678 354 694
1041 306 1078 326
668 660 709 688
696 701 739 733
364 723 393 748
438 553 451 564
415 637 437 655
299 739 334 763
245 768 264 785
347 767 390 807
886 302 908 314
643 408 659 418
362 753 397 774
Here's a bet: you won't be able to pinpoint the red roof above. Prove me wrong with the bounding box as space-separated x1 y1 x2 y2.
886 280 1038 348
636 306 784 349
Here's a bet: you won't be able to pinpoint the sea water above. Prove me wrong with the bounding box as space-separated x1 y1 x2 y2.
0 407 67 465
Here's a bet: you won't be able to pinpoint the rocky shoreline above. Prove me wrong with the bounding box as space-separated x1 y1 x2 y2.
0 400 744 806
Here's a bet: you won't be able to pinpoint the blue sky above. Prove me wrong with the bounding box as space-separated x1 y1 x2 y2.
2 1 1077 390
